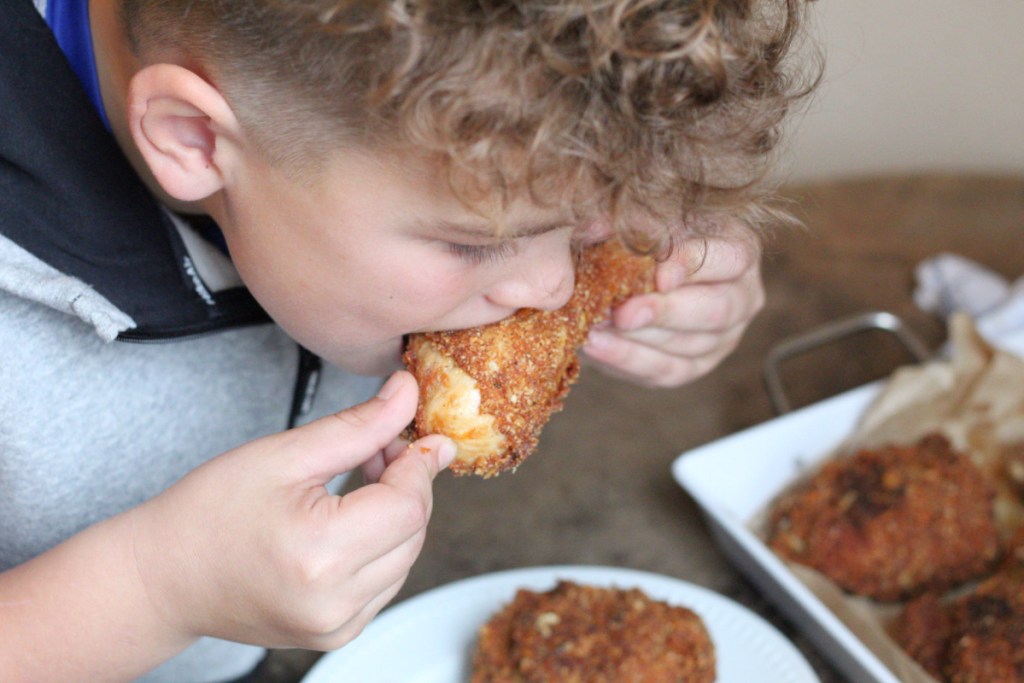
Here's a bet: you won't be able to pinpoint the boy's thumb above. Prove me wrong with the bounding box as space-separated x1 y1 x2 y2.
291 371 420 481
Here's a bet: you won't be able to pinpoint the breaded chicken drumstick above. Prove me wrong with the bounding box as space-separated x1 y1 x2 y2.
403 239 656 477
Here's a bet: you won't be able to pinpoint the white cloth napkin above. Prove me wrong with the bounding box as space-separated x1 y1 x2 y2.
914 253 1024 341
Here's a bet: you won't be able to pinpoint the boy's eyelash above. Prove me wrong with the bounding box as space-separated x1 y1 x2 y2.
447 241 516 265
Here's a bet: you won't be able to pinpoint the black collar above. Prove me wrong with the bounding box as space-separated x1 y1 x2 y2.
0 0 270 341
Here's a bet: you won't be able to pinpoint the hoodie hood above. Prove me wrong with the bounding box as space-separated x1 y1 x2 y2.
0 0 269 341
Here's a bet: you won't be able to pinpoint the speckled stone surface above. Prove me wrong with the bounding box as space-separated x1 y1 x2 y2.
251 174 1024 683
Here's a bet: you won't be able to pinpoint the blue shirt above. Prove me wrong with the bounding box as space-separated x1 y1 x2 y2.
44 0 110 129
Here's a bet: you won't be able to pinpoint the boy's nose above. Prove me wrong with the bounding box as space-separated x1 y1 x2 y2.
486 251 575 312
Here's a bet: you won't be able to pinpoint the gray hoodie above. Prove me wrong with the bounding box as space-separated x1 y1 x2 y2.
0 231 380 682
1 4 381 679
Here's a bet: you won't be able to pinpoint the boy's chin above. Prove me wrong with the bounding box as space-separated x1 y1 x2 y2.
323 340 405 377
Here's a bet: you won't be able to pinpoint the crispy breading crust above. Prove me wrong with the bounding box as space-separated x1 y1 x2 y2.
943 567 1024 683
891 547 1024 683
890 592 952 680
471 581 715 683
767 434 1001 601
404 239 656 477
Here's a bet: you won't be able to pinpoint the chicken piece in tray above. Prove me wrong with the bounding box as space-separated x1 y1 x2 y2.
404 239 655 477
890 535 1024 683
767 434 1001 602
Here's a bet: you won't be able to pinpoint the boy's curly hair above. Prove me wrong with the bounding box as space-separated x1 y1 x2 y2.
123 0 818 249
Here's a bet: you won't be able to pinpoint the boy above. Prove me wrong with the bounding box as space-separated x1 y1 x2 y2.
0 0 809 680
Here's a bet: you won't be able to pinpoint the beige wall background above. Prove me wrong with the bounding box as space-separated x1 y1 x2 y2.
779 0 1024 183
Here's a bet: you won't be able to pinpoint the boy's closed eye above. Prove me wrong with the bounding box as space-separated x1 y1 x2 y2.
446 240 518 265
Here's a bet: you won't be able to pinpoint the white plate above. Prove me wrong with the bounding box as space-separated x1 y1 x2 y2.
672 328 1024 683
301 565 819 683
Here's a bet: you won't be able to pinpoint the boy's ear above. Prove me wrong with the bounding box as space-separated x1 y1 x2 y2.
127 64 242 202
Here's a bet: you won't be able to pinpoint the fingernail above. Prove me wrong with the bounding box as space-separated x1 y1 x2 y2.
437 440 458 469
377 372 403 400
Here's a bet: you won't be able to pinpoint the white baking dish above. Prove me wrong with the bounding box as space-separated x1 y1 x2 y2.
672 325 1024 683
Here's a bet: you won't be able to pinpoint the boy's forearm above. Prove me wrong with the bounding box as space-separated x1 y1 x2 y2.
0 510 194 682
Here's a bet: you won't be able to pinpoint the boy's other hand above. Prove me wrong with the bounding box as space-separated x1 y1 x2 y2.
128 371 456 651
582 221 764 388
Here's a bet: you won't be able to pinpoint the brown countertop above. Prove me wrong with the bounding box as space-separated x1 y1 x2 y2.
253 173 1024 683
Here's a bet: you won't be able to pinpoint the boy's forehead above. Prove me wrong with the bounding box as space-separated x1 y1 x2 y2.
317 145 599 234
390 159 589 234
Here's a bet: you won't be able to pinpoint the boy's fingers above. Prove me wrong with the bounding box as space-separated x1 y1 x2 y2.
360 453 387 484
612 278 763 335
663 236 760 286
311 573 410 650
333 435 455 563
372 435 456 519
362 438 413 484
284 371 420 482
382 434 458 482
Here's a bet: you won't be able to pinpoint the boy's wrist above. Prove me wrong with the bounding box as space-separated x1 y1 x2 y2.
85 510 200 669
122 501 207 647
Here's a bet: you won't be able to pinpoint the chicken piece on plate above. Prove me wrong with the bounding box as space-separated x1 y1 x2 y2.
471 580 715 683
403 239 655 477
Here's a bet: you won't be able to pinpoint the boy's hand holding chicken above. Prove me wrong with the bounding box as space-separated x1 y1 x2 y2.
584 218 764 388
